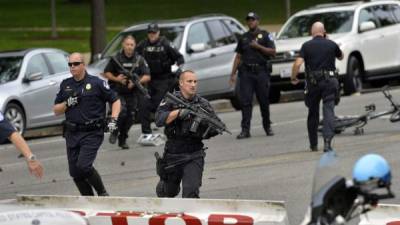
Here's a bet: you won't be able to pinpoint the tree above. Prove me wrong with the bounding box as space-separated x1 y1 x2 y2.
90 0 106 63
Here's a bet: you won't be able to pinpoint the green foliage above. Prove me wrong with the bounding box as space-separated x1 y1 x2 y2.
0 0 331 52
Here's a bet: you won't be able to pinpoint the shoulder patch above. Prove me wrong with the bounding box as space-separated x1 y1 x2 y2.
103 80 110 90
0 112 4 121
268 33 274 41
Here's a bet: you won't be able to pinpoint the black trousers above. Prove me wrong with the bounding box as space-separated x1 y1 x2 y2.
65 130 104 179
158 151 205 198
239 68 271 133
117 94 138 141
141 77 176 134
305 78 339 147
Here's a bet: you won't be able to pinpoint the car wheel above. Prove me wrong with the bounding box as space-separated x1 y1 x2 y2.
5 103 26 135
269 87 281 103
343 56 363 95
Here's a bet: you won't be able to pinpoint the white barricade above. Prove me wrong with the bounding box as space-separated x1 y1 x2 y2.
359 203 400 225
0 195 289 225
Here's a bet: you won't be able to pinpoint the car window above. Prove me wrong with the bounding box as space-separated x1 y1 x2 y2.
187 22 212 49
372 4 397 26
25 54 50 77
206 20 236 47
223 19 245 40
388 4 400 23
45 52 69 74
359 7 380 28
278 11 354 39
0 56 23 84
103 26 184 58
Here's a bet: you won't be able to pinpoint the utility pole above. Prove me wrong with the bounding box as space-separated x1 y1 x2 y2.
51 0 58 38
285 0 291 19
90 0 107 63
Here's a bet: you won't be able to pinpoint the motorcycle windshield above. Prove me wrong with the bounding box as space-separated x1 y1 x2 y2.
310 150 349 222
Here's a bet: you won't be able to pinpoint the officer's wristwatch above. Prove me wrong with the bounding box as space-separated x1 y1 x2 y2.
27 154 37 161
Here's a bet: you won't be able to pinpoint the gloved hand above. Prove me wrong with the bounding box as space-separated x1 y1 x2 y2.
66 96 79 108
107 118 118 133
178 108 191 120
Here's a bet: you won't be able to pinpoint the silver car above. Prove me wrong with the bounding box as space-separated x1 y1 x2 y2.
0 48 70 135
88 14 246 109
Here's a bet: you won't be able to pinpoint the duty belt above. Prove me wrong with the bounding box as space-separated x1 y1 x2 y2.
306 70 338 85
243 63 266 73
63 120 105 132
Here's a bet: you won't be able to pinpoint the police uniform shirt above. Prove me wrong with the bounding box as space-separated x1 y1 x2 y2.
0 112 16 142
104 51 150 92
136 37 184 76
54 73 118 124
300 36 342 71
235 29 275 65
155 91 220 141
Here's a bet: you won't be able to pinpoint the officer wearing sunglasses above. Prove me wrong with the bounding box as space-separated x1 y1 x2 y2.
53 52 121 196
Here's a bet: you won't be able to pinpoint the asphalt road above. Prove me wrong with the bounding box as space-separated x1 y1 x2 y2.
1 88 400 224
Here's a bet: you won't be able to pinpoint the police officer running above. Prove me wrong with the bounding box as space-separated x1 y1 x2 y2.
104 35 151 149
0 111 43 178
230 12 276 139
155 70 222 198
136 23 185 145
54 52 121 196
291 22 343 152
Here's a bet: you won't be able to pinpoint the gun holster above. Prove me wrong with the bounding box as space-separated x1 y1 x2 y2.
155 153 168 180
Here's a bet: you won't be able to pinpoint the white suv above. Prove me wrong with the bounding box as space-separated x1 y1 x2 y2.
270 0 400 100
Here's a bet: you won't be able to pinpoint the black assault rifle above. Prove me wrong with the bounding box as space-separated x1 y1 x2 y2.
111 56 150 99
165 92 231 137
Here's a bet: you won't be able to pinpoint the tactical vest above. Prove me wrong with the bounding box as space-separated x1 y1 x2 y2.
141 37 172 76
110 52 141 94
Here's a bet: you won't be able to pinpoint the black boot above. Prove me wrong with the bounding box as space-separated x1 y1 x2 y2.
73 178 94 196
118 136 130 149
323 138 333 152
87 169 109 196
236 130 251 139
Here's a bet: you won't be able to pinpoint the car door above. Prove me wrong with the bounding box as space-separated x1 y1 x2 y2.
202 19 239 96
183 21 215 96
370 4 399 72
357 6 384 72
391 4 400 70
20 53 58 127
42 51 70 125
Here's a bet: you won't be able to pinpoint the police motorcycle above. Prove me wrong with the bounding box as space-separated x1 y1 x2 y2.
301 151 394 225
318 85 400 135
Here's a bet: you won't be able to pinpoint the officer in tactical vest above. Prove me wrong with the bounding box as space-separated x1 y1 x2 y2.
154 70 222 198
291 22 343 152
230 12 276 139
136 23 184 145
54 52 121 196
104 35 151 149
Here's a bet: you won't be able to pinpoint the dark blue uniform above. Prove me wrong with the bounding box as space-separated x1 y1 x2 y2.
236 29 275 136
54 72 118 196
104 51 150 147
300 36 342 151
154 91 220 198
0 112 16 143
136 37 184 134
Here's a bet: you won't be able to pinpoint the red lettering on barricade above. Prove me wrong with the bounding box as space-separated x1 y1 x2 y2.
149 213 202 225
387 222 400 225
208 214 254 225
70 210 86 216
96 211 141 225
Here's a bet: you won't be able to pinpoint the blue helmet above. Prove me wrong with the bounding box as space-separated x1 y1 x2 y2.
352 154 391 187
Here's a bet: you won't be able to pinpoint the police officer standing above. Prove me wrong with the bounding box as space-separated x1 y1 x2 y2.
54 52 121 196
136 23 184 144
104 35 151 149
155 70 222 198
230 12 276 139
0 111 43 178
291 22 343 152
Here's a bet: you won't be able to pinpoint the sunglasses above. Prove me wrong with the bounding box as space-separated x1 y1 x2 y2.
68 62 83 67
